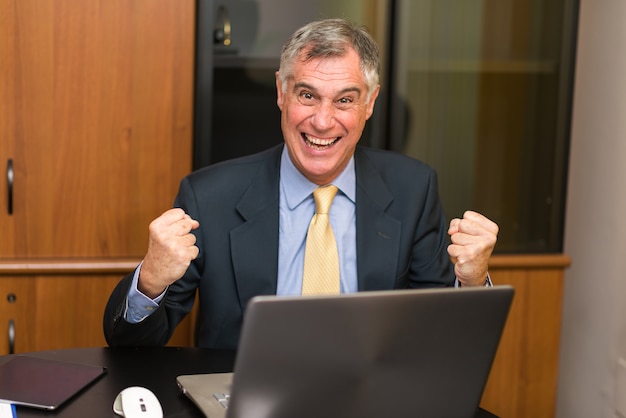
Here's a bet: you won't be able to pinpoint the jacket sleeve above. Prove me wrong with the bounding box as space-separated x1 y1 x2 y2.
102 271 179 346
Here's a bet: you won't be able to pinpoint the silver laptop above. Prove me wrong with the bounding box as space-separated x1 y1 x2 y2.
177 285 513 418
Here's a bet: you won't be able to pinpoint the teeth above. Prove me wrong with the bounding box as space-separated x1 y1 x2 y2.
304 134 338 147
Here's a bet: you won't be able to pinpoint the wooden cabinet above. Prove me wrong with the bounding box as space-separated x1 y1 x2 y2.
0 262 194 354
0 0 195 353
0 0 194 258
0 274 122 353
0 277 33 354
480 254 570 418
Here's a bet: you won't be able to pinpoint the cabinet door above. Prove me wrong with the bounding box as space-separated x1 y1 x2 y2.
0 274 195 355
0 0 194 258
0 277 35 354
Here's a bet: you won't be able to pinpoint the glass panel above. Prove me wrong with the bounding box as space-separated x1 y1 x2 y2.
391 0 578 252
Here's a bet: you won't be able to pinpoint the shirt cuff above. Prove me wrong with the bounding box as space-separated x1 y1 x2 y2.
454 272 493 288
124 262 167 323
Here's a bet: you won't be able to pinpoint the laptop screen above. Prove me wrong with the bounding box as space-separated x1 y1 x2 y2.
224 286 513 418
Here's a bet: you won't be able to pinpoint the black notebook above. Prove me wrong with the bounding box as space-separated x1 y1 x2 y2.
0 355 106 410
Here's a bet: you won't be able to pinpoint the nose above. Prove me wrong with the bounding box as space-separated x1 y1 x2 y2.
311 100 336 131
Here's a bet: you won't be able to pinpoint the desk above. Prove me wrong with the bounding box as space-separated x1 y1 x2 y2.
0 347 498 417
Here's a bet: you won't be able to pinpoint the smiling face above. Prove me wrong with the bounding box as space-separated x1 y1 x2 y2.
276 47 380 185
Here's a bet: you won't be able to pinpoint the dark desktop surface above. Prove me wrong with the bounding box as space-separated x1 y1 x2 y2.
0 347 498 417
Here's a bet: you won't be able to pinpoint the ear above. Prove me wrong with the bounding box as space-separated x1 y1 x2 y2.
365 85 381 120
275 71 284 111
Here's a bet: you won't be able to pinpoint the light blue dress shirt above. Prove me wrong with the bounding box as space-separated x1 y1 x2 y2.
276 148 358 295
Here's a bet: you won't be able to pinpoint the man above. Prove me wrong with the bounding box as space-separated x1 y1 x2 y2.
103 18 498 349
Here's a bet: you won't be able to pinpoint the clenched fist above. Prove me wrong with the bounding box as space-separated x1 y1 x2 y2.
447 211 498 287
138 208 200 298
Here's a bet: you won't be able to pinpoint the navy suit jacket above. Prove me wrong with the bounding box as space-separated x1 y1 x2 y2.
103 145 455 349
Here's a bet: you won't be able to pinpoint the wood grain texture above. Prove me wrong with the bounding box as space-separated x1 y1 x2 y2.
0 0 196 354
0 274 194 353
480 254 569 418
0 0 194 258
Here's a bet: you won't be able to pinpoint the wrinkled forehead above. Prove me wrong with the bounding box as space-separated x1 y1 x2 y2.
290 47 367 85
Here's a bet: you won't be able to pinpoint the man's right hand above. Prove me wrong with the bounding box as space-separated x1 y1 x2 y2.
138 208 200 298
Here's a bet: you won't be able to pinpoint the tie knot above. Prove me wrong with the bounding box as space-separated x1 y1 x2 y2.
313 185 338 214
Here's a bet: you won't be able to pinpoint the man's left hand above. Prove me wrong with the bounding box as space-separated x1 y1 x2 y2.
447 211 498 286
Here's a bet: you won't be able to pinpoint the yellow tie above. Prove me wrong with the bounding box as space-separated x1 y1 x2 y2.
302 185 340 295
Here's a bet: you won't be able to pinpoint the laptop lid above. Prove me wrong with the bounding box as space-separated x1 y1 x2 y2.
0 355 107 410
179 285 513 418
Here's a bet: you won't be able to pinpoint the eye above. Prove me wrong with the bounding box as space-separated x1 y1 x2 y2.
336 96 355 110
297 91 317 105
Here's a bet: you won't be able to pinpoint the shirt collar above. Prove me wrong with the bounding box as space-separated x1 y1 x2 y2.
280 147 356 210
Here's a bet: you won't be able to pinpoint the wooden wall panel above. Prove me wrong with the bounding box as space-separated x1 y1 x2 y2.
480 255 569 418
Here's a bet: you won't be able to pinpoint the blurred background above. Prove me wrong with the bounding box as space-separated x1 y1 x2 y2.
194 0 578 254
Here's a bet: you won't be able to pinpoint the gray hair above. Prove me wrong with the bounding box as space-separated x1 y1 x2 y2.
278 18 380 102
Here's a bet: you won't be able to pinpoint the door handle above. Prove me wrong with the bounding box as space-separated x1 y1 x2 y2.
8 319 15 354
7 158 13 215
214 5 231 46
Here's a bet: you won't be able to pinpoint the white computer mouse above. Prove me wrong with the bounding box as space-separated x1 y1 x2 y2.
113 386 164 418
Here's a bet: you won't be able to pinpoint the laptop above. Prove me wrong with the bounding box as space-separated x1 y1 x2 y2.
0 355 107 410
177 285 514 418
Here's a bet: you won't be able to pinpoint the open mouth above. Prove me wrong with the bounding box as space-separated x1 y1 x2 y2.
302 133 340 150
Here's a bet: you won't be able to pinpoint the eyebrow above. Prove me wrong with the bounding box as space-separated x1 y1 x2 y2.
293 82 363 97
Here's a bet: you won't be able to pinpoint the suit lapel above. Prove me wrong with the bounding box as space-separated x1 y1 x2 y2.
354 148 402 291
229 145 402 304
230 146 281 309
